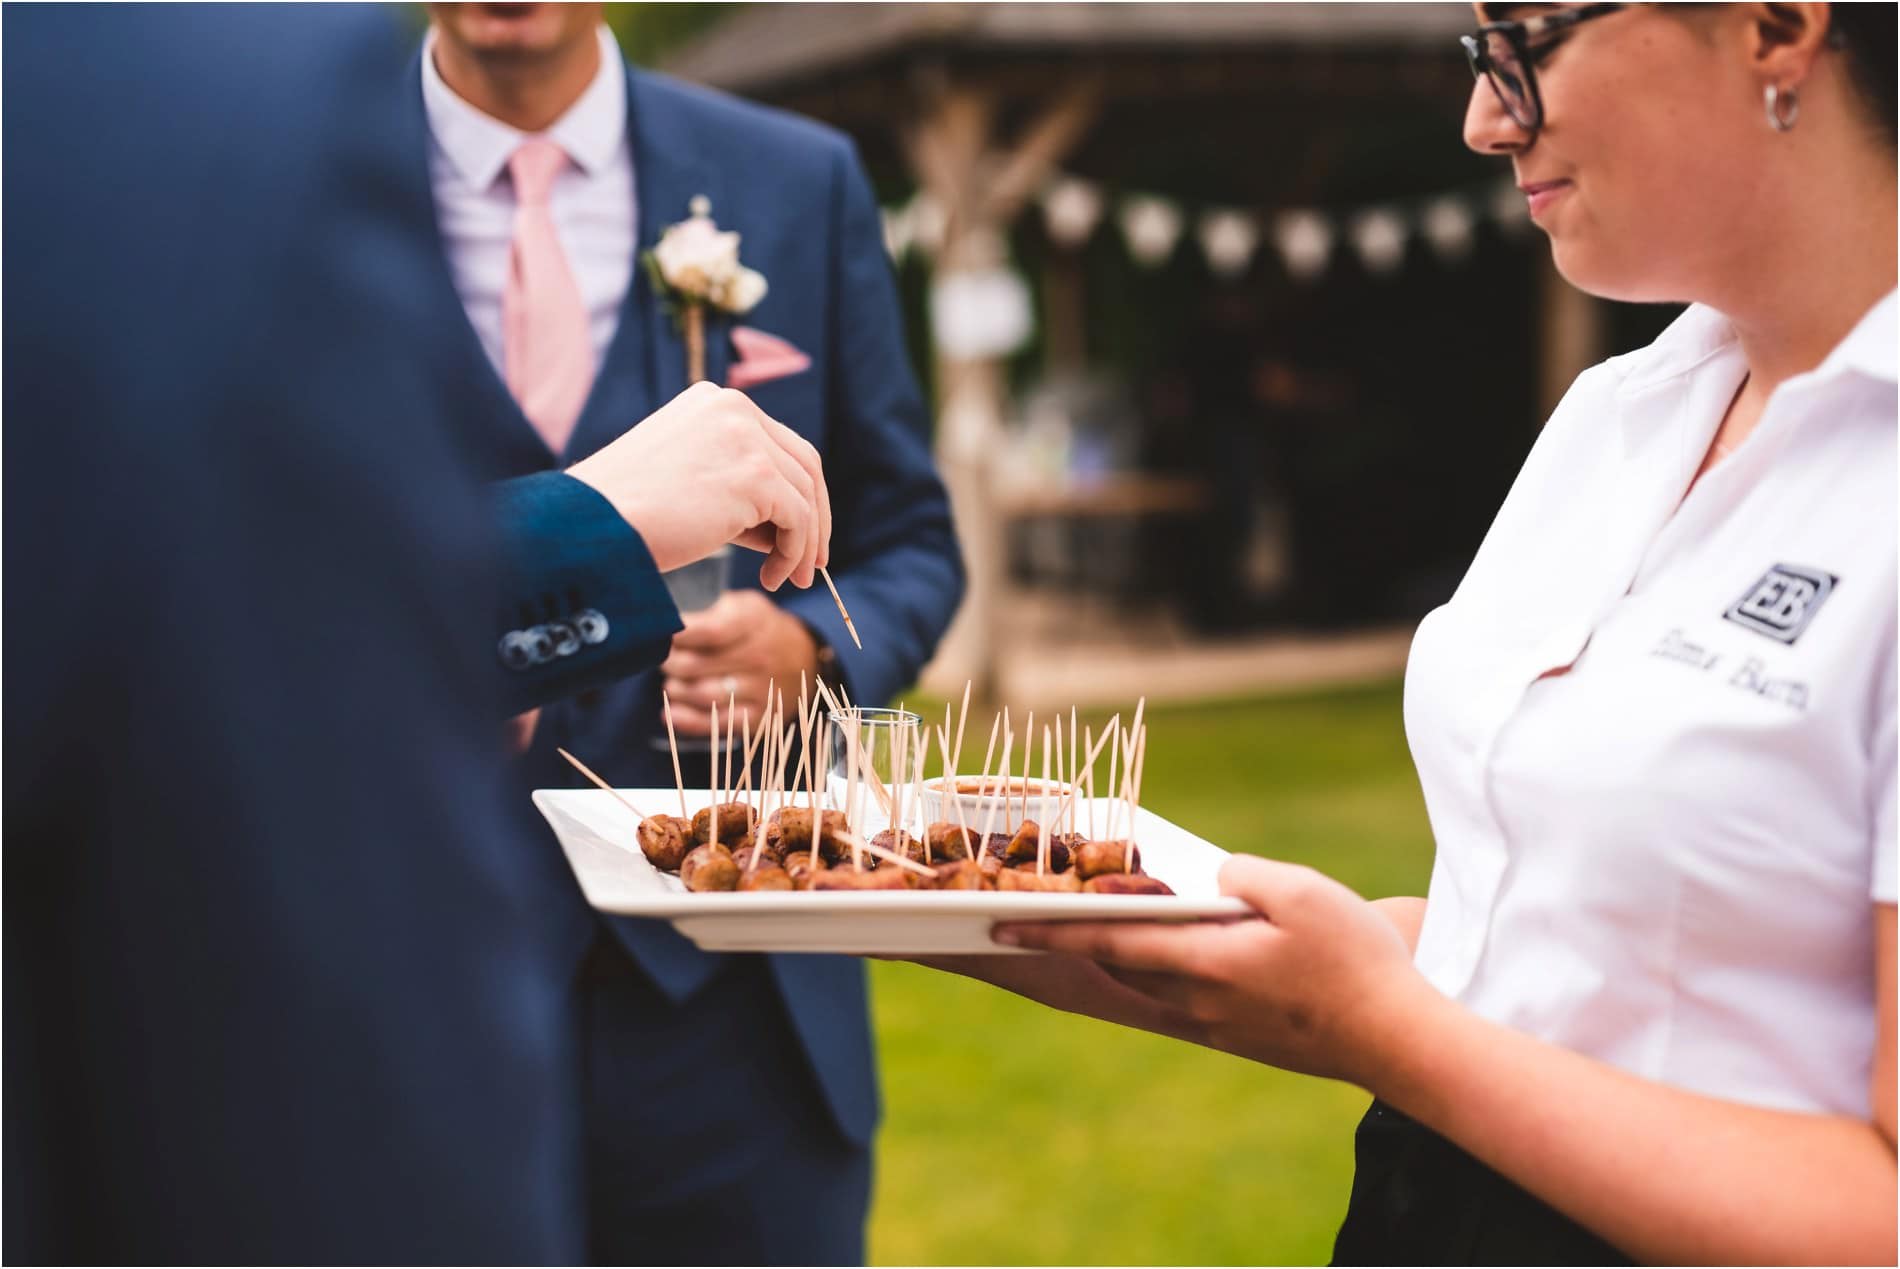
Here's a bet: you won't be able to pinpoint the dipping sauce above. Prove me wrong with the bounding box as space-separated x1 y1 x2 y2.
943 778 1067 796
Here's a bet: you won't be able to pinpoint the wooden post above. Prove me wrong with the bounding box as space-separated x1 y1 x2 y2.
906 72 1103 701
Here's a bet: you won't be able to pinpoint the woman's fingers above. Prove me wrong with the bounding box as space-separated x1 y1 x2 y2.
1098 963 1203 1009
993 918 1243 976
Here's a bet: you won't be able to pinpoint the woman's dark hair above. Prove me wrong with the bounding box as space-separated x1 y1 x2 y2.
1826 2 1897 146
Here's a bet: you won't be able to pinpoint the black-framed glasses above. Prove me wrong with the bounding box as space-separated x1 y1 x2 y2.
1460 3 1627 135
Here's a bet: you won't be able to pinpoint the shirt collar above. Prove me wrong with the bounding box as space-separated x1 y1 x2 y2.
1613 288 1898 416
1611 290 1892 448
421 24 626 191
1820 289 1897 387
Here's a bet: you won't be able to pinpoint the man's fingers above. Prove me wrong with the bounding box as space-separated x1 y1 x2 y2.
738 401 825 587
663 675 770 720
762 413 831 571
660 648 721 680
667 702 713 737
669 598 746 653
756 435 821 589
750 469 812 592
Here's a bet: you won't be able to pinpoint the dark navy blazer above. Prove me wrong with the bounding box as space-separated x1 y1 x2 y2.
4 7 681 1260
399 59 965 1147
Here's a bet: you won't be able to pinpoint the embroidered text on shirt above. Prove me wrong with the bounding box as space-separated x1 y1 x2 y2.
1650 628 1719 669
1727 657 1810 711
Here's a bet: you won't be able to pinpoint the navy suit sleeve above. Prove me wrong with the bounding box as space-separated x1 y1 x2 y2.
776 141 966 705
491 471 682 713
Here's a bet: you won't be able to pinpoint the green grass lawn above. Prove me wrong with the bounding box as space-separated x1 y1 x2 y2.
866 680 1436 1265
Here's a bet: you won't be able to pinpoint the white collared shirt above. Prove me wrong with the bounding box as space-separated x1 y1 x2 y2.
421 24 635 378
1407 292 1897 1118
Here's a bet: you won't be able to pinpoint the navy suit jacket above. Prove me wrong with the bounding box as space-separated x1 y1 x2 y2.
400 59 965 1147
4 7 680 1260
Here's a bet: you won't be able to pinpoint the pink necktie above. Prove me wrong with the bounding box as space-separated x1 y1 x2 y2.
503 138 593 456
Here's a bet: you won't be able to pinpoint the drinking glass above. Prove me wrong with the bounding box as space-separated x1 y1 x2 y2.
826 707 924 839
651 546 732 754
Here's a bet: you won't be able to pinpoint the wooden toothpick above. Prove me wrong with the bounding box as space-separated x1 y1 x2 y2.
662 691 689 821
1048 722 1115 837
973 711 1001 814
738 701 755 802
1126 724 1149 873
845 716 862 871
818 566 862 650
953 680 973 776
978 727 1010 853
831 831 935 879
724 690 738 809
938 722 973 860
707 701 721 846
788 711 812 811
1083 724 1096 841
1019 710 1034 832
1068 707 1078 838
1037 725 1052 876
555 747 648 822
797 671 815 819
1054 711 1065 839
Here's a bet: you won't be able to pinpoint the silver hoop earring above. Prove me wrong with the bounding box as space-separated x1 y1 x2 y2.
1764 84 1799 132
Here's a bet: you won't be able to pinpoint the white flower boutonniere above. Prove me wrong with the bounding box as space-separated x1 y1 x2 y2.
644 196 769 383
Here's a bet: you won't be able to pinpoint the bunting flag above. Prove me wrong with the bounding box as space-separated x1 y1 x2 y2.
883 174 1532 283
1273 210 1333 282
1117 196 1185 266
1197 209 1260 279
1420 196 1477 262
1042 176 1105 248
1348 208 1408 276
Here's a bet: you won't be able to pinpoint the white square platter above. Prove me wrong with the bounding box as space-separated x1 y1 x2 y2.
531 787 1250 955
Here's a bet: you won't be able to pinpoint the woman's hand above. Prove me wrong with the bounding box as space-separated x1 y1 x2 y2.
995 854 1437 1086
895 952 1210 1046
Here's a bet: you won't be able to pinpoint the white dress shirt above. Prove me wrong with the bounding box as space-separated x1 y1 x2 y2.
421 24 635 379
1406 293 1897 1119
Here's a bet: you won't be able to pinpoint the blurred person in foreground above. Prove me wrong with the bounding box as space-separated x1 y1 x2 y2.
3 4 834 1261
402 5 962 1262
942 4 1897 1262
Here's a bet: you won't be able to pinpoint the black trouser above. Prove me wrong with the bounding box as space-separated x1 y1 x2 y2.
1332 1100 1633 1266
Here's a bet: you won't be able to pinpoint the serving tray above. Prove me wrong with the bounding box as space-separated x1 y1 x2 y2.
532 787 1251 955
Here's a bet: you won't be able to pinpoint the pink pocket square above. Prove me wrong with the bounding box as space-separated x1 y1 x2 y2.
726 325 812 391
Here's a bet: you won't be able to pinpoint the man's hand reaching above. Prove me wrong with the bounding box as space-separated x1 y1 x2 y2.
566 382 832 591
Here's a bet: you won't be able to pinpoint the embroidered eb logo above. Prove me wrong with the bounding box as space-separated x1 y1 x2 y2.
1723 563 1838 644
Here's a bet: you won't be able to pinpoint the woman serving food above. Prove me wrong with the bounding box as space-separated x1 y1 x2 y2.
948 4 1898 1261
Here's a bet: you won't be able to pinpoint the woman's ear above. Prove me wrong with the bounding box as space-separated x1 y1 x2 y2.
1748 3 1832 87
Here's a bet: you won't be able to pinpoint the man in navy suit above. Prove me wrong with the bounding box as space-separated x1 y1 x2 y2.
4 6 836 1261
409 5 965 1261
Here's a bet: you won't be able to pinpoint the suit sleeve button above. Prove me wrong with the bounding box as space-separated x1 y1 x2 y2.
573 608 610 645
